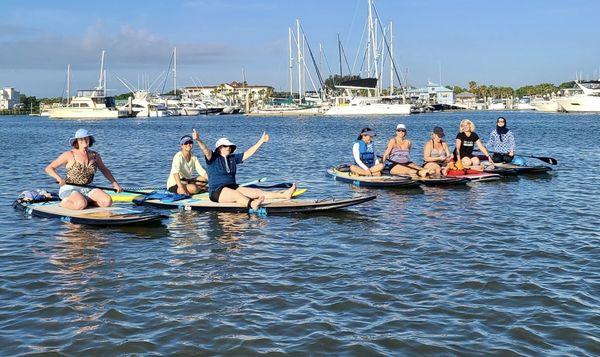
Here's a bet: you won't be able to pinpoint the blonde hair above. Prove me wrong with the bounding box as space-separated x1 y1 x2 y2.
459 119 475 133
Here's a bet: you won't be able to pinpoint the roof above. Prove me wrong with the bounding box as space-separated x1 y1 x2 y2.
456 91 476 98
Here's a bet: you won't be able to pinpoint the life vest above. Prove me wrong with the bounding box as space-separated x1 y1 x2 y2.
356 140 375 167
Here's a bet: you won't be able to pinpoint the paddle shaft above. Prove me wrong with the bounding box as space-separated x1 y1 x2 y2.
487 151 557 165
64 183 147 195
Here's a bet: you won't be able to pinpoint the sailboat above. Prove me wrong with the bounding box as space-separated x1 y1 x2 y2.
48 51 130 119
324 0 411 116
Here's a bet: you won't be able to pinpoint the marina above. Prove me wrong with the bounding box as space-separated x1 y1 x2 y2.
1 0 599 355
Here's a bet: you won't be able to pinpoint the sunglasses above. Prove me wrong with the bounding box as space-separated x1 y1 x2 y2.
396 129 406 132
182 141 193 145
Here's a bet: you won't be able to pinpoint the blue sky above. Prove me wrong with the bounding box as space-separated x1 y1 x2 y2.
1 0 599 97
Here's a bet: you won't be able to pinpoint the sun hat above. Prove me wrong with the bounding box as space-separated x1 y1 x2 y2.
179 135 193 145
69 129 94 146
396 123 407 131
432 126 445 138
215 137 237 153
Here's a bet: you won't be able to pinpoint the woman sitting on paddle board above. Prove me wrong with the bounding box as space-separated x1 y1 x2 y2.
454 119 494 169
350 127 385 176
167 134 208 195
423 126 453 176
381 124 432 178
45 129 122 210
487 117 516 163
193 129 296 211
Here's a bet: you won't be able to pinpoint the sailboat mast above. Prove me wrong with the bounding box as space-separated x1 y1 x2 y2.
173 47 177 95
67 64 71 104
296 19 302 102
389 22 394 95
367 0 372 77
289 27 293 97
98 50 105 90
103 70 107 96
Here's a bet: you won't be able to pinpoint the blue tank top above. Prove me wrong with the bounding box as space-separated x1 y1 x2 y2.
356 140 375 167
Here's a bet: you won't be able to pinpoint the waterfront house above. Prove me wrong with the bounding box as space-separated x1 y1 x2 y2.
0 87 20 110
455 91 477 109
406 82 454 105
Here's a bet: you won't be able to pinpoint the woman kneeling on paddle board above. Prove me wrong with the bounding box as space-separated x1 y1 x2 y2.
381 124 433 178
45 129 122 210
350 127 385 176
423 126 453 176
454 119 494 170
487 117 516 163
193 129 296 211
167 133 208 195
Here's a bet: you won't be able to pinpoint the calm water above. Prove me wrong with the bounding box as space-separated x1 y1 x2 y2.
0 112 598 355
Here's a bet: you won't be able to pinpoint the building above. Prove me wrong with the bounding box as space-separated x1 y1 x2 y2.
0 87 21 110
406 82 454 105
454 91 477 108
183 81 274 104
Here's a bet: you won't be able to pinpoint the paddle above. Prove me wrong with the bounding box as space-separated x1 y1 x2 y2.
64 183 148 195
246 182 293 189
485 151 557 165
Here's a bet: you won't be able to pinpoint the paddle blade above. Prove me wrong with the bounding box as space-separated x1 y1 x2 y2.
536 156 558 165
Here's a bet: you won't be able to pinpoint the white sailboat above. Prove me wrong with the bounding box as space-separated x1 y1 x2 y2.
324 0 411 116
48 51 130 119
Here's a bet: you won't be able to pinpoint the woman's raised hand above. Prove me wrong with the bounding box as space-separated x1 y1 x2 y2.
260 132 269 143
192 129 199 141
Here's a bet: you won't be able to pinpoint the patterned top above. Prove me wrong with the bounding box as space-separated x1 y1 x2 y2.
487 130 515 154
65 151 97 185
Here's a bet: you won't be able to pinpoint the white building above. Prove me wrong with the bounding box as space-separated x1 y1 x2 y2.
183 81 273 103
0 87 21 110
406 82 454 105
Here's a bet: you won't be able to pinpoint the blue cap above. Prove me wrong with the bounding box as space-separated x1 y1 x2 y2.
180 135 193 145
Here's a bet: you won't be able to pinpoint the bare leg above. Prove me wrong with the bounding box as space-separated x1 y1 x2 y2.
238 183 297 200
424 162 442 176
350 165 371 176
87 188 113 207
60 191 88 210
390 164 430 178
218 187 264 210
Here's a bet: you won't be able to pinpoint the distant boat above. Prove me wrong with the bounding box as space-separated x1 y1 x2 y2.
556 81 600 112
324 78 411 116
49 51 130 119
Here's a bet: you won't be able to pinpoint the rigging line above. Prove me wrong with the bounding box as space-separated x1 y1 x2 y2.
149 71 166 93
299 23 325 89
340 42 352 75
371 2 404 88
352 18 368 75
160 51 174 95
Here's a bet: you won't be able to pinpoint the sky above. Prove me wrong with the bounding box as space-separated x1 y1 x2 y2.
1 0 599 97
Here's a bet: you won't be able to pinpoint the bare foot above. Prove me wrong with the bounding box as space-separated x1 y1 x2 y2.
284 183 297 199
418 169 429 178
250 196 265 210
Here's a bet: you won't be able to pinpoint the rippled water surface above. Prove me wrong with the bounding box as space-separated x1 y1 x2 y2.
0 112 599 355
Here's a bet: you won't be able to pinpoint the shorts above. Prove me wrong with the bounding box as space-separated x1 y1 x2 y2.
492 152 513 163
209 184 239 203
384 161 412 171
167 185 178 193
58 185 95 200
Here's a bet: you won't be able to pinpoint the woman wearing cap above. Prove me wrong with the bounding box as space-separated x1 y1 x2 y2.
192 129 296 210
45 129 122 210
487 117 515 163
454 119 494 169
423 126 453 175
350 127 384 176
167 133 208 194
381 124 432 178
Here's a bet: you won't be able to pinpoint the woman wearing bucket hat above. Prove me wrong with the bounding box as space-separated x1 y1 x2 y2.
423 126 453 175
350 127 385 176
381 124 433 178
192 129 296 210
166 132 208 194
45 128 122 210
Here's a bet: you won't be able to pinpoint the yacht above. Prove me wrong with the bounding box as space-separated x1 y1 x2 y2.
48 51 131 119
48 89 129 119
324 78 411 116
120 91 169 118
556 81 600 112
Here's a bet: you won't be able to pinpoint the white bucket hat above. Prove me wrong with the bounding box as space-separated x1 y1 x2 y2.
69 129 95 146
396 123 407 131
215 137 237 153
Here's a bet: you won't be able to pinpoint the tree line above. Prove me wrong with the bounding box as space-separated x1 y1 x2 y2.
450 80 577 99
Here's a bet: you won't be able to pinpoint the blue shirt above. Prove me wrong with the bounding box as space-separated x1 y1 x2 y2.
205 152 244 193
